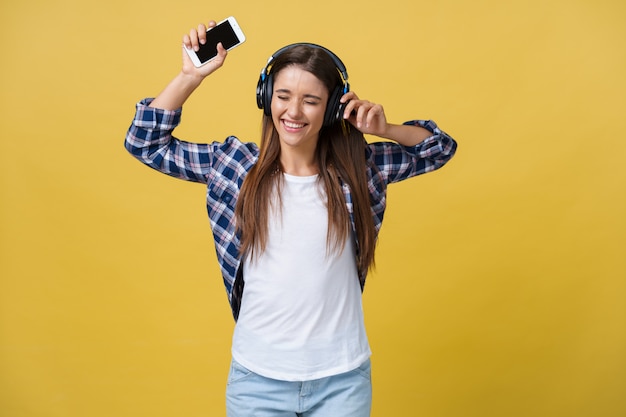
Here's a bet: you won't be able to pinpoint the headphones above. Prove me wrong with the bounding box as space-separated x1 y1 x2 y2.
256 43 350 127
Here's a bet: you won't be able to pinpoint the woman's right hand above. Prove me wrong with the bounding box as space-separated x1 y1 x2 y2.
181 20 228 79
149 20 228 110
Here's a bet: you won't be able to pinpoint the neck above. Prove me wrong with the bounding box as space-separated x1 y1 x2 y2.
280 150 318 176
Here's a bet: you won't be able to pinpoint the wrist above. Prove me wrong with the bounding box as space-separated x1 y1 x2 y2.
176 70 204 90
148 71 204 111
381 123 431 146
378 123 396 140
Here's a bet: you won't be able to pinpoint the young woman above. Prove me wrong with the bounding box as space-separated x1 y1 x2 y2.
125 20 457 417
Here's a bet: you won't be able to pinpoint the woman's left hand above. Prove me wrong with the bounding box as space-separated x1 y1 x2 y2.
340 91 389 137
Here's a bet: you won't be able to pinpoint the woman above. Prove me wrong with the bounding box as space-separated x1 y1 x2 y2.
125 20 457 417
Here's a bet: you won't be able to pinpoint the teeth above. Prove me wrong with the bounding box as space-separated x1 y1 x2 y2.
284 121 305 129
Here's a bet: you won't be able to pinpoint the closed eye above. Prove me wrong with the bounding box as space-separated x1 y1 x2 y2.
303 94 323 104
275 89 323 105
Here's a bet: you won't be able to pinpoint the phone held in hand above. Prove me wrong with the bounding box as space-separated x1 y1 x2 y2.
185 16 246 67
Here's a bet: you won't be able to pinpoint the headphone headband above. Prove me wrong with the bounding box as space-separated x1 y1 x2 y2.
260 43 349 83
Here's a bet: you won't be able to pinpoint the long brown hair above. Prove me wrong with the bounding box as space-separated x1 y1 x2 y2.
235 45 376 276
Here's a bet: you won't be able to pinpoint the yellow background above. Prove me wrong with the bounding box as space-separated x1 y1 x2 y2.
1 0 625 416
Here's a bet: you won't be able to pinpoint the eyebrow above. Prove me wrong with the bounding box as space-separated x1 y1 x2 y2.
275 88 323 101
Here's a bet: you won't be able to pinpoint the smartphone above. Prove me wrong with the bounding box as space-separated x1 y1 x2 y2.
185 16 246 67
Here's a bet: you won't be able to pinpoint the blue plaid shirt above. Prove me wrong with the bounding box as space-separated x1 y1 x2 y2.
125 98 457 320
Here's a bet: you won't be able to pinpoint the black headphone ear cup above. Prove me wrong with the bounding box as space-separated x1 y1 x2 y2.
324 86 343 127
262 74 274 116
256 73 274 116
256 76 265 110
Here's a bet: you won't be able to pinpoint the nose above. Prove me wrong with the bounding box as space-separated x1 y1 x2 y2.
286 99 303 119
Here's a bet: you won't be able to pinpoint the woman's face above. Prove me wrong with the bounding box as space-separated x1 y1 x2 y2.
270 65 329 154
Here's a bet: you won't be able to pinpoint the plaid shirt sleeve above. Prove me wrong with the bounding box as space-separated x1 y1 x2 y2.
124 99 216 184
367 119 457 184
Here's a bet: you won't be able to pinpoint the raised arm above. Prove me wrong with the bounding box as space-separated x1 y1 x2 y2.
124 20 232 184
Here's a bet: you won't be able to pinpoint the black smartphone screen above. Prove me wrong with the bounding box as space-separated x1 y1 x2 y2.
196 21 240 63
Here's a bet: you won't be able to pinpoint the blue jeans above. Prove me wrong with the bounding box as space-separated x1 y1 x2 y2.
226 358 372 417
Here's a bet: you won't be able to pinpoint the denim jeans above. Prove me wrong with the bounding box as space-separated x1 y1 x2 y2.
226 358 372 417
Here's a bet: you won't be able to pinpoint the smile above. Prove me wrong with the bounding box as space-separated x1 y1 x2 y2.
282 120 306 129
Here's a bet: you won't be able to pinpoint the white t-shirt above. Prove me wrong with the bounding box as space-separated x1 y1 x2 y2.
232 173 371 381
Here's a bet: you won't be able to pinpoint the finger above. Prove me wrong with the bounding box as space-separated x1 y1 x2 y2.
369 104 388 133
197 24 207 45
182 33 192 50
343 99 356 119
207 20 217 28
215 42 228 62
345 100 364 121
365 104 381 127
356 101 372 128
188 27 200 51
340 91 358 103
